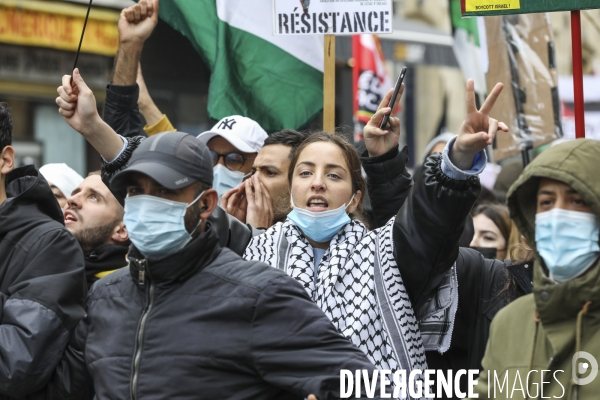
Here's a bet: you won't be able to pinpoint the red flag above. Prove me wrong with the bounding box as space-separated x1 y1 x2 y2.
352 34 395 139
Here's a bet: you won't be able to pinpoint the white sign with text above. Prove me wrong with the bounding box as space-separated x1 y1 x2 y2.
273 0 393 35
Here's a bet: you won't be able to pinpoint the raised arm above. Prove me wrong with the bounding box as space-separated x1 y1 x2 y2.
136 62 177 135
361 87 413 228
57 69 142 205
104 0 159 138
57 70 125 161
392 79 508 311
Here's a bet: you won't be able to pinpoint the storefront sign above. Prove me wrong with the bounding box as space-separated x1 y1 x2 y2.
0 44 111 88
0 1 119 56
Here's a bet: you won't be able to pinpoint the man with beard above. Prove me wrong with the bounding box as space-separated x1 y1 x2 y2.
64 174 129 289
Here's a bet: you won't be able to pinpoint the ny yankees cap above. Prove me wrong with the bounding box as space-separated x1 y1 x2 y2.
196 115 268 153
110 131 214 192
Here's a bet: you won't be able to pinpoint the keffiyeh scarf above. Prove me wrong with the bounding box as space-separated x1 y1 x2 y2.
243 217 458 397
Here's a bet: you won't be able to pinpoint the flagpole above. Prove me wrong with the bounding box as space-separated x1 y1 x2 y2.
571 10 585 139
323 34 336 134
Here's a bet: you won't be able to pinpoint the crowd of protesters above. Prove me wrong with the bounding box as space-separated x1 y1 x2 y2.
0 0 598 399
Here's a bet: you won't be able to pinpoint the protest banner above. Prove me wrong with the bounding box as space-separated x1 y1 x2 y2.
462 1 600 140
273 0 393 133
460 0 598 16
273 0 393 36
484 14 561 161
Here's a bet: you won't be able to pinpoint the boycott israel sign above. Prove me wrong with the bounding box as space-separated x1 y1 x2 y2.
273 0 392 35
461 0 599 16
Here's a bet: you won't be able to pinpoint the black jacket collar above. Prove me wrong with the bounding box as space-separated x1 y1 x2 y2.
85 244 129 288
506 261 534 294
128 225 221 286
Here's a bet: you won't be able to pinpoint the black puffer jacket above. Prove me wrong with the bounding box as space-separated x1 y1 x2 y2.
366 152 533 398
0 166 86 399
48 226 384 400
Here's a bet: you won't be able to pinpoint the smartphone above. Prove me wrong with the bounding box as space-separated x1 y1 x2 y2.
379 66 408 129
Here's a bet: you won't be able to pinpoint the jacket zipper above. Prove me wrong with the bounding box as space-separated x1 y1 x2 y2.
131 259 155 400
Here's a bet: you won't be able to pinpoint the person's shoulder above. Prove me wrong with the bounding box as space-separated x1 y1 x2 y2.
23 221 79 254
204 248 289 292
492 293 536 327
456 248 507 276
458 247 486 264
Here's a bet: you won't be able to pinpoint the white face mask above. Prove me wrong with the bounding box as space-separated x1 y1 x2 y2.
212 164 244 198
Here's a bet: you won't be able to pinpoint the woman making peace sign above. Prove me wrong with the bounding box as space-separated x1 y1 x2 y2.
244 80 507 389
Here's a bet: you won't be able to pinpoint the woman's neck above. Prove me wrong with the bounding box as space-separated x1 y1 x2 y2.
306 236 330 249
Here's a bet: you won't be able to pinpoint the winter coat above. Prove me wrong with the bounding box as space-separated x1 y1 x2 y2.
367 148 533 399
0 166 86 399
48 226 385 400
472 139 600 400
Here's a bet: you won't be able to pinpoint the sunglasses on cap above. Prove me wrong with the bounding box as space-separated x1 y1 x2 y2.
210 151 255 171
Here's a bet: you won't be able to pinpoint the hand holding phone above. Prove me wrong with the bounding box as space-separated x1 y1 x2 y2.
379 66 407 129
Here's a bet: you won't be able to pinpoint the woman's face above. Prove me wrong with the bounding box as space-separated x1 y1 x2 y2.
291 142 360 214
470 213 507 259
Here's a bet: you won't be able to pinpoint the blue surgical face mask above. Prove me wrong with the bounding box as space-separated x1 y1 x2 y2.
535 208 600 282
213 164 244 198
287 194 355 243
124 191 206 258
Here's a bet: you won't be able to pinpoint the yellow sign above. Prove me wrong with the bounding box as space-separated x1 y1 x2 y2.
0 1 119 56
465 0 521 12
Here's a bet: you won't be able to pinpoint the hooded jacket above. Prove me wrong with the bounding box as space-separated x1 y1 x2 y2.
472 139 600 399
0 166 86 398
48 225 385 400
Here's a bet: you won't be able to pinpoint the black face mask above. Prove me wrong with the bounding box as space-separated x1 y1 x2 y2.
470 246 498 260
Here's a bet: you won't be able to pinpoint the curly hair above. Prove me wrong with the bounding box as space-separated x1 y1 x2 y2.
0 102 13 151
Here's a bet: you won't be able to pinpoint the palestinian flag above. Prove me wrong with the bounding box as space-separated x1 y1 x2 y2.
154 0 324 132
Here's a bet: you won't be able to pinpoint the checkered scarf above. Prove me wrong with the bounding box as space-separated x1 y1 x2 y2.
243 217 458 398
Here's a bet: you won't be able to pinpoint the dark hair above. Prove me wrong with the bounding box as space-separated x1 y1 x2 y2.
473 186 502 210
264 130 311 158
471 202 512 245
288 131 368 226
194 181 211 198
0 102 13 151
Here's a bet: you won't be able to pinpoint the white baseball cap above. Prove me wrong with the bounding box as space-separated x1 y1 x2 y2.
197 115 268 153
39 163 84 198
